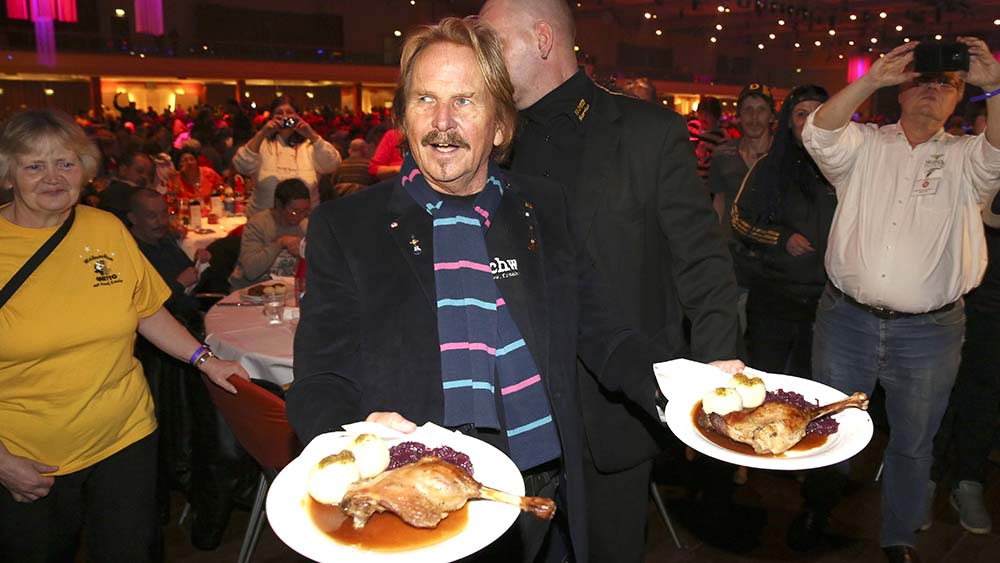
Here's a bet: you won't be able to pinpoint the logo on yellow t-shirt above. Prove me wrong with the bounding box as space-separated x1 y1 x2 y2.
80 246 124 287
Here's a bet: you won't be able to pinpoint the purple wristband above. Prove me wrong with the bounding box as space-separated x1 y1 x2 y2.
189 344 209 365
970 86 1000 103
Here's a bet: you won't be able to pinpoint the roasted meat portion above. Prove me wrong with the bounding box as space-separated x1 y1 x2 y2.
706 392 869 454
339 457 556 528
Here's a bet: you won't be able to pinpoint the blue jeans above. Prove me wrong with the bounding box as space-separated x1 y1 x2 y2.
812 286 964 547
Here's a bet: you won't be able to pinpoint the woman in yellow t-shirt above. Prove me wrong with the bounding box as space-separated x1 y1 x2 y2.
0 110 250 562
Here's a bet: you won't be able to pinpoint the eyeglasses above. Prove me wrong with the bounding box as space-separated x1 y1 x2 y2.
909 75 962 90
287 207 311 217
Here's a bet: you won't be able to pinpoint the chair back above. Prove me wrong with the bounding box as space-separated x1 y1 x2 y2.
200 374 300 471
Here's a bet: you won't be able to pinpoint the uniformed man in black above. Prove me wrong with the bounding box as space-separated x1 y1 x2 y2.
514 68 591 195
481 1 744 561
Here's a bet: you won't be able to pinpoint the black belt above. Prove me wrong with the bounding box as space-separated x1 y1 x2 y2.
522 458 560 497
523 458 561 479
827 283 956 320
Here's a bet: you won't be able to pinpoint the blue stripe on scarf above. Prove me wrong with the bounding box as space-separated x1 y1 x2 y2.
496 339 526 356
443 379 496 392
487 175 503 193
507 415 554 437
434 216 481 227
437 298 497 310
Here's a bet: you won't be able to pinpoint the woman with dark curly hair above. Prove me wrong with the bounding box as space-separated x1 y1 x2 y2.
730 85 836 378
174 146 223 200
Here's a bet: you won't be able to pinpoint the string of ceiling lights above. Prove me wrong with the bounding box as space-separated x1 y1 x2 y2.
627 2 999 64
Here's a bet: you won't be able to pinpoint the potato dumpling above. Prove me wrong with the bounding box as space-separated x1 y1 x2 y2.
307 450 361 505
347 433 391 479
729 373 766 409
702 386 744 416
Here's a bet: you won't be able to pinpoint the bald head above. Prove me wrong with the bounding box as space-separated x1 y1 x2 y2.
348 138 367 157
486 0 575 41
480 0 579 110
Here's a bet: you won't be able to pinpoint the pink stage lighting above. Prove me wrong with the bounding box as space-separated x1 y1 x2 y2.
847 56 871 83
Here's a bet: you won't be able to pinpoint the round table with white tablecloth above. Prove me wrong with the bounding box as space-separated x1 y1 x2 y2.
204 280 297 386
180 215 247 260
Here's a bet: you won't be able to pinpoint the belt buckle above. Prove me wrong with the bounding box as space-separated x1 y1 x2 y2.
870 305 900 320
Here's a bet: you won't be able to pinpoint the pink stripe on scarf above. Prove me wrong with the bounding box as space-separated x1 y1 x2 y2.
501 374 542 395
435 260 492 273
440 342 497 355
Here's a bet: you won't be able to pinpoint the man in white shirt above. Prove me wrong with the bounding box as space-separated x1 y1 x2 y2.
801 37 1000 562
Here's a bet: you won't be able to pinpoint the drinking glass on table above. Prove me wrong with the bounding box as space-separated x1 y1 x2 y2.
263 285 287 325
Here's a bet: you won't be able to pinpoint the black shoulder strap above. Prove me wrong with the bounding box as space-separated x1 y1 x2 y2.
0 206 76 310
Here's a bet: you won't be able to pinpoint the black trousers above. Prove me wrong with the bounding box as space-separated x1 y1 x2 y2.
462 461 565 562
0 433 159 563
932 305 1000 484
187 368 254 544
137 333 252 548
747 309 814 378
136 336 194 511
582 449 652 563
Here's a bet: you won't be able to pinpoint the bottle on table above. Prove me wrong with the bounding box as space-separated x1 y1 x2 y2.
189 199 203 229
223 185 235 216
233 175 246 216
209 184 224 217
178 197 190 226
294 256 306 307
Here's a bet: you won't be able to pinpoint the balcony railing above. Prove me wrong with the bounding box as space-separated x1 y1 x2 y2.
0 26 394 66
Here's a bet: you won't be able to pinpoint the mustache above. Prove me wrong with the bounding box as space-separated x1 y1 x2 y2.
421 130 470 149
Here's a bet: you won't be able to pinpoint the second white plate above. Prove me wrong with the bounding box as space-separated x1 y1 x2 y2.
657 361 874 470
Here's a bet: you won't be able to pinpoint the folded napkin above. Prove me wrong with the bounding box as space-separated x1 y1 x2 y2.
339 421 458 444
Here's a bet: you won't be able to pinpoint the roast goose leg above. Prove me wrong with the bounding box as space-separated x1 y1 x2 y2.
805 392 869 421
707 392 869 455
476 483 558 520
339 457 556 528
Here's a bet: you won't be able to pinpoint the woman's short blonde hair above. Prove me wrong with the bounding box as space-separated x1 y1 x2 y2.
0 109 100 187
392 16 517 164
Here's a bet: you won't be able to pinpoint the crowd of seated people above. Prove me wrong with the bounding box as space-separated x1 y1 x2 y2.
37 94 391 290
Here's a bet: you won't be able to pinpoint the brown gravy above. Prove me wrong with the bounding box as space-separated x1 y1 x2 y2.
691 401 829 457
305 496 469 551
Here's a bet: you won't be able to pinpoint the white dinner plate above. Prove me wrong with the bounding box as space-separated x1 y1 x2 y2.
655 359 874 470
266 423 524 563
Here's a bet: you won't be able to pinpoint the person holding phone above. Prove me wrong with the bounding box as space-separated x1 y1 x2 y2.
797 37 1000 562
232 95 341 217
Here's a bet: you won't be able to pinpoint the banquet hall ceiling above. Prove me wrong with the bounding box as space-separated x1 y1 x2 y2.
567 0 1000 45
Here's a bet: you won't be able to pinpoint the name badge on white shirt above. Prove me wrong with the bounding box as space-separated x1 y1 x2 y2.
913 177 940 196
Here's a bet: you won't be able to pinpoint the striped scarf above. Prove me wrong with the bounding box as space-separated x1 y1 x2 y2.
402 154 561 471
